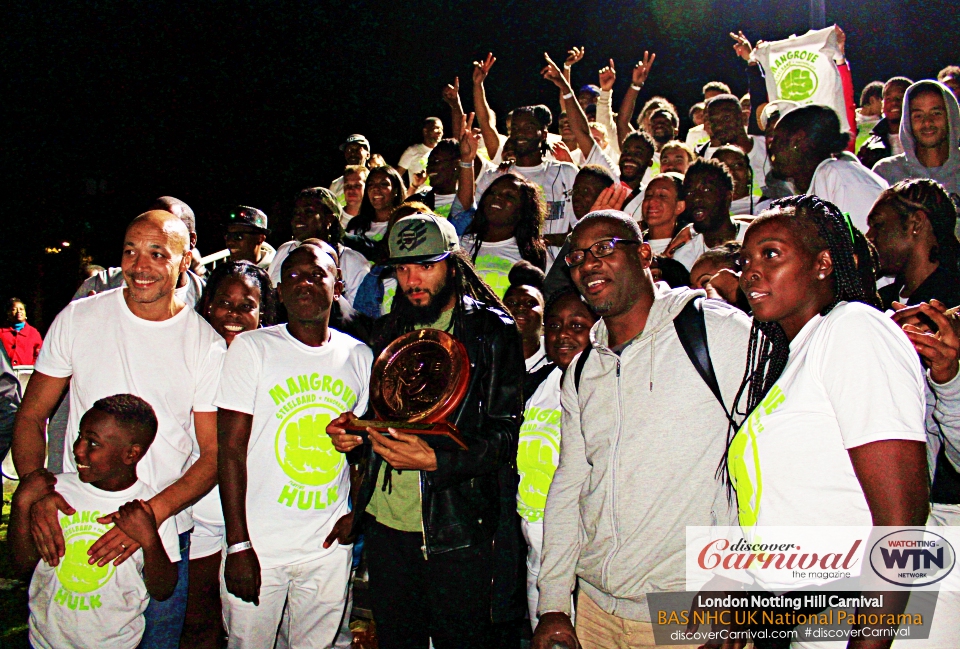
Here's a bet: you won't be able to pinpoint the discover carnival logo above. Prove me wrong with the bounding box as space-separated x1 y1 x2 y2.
868 529 956 587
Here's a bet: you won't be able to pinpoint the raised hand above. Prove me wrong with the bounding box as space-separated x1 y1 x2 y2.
459 112 481 161
442 77 461 107
541 53 568 90
472 53 496 85
410 169 428 190
550 140 574 164
833 24 846 61
598 59 616 91
564 46 585 69
590 185 631 212
729 31 753 61
630 51 656 87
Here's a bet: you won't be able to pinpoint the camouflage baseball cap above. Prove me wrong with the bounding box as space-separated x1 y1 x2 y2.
386 213 460 265
225 206 270 234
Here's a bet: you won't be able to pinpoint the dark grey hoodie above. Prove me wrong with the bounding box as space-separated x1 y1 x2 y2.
873 80 960 208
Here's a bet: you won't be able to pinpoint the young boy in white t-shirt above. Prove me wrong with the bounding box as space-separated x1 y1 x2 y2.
8 394 181 649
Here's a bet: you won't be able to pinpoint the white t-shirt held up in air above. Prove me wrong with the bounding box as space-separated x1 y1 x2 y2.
28 473 180 649
728 302 926 530
35 288 226 534
214 325 372 569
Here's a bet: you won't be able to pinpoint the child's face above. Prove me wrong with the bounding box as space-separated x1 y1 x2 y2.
73 411 139 485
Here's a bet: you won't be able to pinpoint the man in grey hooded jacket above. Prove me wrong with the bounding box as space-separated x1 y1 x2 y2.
532 210 752 649
873 80 960 226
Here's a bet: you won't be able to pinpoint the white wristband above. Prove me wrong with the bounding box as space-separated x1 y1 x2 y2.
630 83 643 91
563 64 572 70
226 541 252 555
459 161 474 169
562 92 574 100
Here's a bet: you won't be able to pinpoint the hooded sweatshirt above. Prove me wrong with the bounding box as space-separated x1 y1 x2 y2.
537 284 751 621
873 81 960 208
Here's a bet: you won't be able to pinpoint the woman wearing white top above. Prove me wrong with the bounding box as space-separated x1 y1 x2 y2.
345 166 407 256
729 195 927 649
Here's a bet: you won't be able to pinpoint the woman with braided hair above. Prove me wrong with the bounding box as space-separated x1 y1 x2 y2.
867 178 960 310
726 194 929 646
729 193 928 522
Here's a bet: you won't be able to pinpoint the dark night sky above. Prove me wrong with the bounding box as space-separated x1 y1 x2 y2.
3 0 956 326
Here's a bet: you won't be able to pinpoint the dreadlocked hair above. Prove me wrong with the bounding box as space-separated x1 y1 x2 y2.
719 194 880 496
370 249 509 356
876 179 960 273
467 173 548 270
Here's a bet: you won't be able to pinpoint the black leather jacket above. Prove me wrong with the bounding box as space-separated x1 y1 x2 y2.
350 295 524 563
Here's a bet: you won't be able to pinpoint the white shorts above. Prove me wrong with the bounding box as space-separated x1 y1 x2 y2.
190 518 225 560
222 544 352 649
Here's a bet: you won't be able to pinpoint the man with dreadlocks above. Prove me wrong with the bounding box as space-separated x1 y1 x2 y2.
732 195 929 648
533 210 752 649
327 213 525 649
866 179 960 310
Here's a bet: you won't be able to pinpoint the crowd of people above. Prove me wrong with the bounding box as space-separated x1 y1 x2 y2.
2 27 960 649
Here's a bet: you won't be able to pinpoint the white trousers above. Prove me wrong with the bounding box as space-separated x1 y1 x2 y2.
221 545 352 649
522 519 544 632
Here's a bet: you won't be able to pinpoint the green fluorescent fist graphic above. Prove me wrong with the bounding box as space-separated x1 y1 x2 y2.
57 535 115 593
475 255 514 299
276 407 344 486
517 436 560 514
780 67 818 101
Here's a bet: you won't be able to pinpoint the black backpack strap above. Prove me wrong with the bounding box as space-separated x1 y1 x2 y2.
523 362 558 404
674 298 736 426
573 346 591 393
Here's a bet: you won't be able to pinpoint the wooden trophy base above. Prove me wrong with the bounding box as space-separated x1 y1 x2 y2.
343 418 468 450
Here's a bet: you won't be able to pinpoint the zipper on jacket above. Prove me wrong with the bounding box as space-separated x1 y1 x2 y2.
418 472 428 560
600 356 623 589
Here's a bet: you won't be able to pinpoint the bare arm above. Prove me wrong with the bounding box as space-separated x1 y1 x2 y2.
458 112 481 210
12 371 70 476
472 53 502 159
559 46 584 108
442 77 465 140
846 440 929 649
8 470 57 577
542 53 596 161
616 51 656 149
113 500 178 601
219 408 261 604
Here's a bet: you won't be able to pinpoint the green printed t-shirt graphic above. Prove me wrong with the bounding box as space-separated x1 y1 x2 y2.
276 405 344 486
727 385 786 527
433 203 452 218
474 255 515 299
57 514 115 594
517 406 561 522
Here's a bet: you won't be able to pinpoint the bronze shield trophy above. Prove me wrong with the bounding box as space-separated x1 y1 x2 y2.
343 328 470 449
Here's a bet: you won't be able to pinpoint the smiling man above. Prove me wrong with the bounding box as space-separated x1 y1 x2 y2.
873 80 960 201
326 213 525 649
532 210 751 649
224 206 275 269
668 159 747 270
12 210 226 649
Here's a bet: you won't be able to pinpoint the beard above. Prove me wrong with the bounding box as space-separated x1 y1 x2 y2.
391 275 457 326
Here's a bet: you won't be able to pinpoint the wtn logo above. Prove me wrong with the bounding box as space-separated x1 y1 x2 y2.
869 529 955 587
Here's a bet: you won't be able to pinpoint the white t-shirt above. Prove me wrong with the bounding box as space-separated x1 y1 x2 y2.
362 221 389 242
808 151 889 232
704 136 769 198
729 195 757 216
329 176 346 207
582 143 619 179
728 302 926 529
268 240 371 306
525 339 548 373
671 222 749 271
28 473 180 649
398 143 433 177
685 124 710 148
214 326 372 569
461 235 524 299
648 238 671 255
623 191 644 222
517 367 562 523
475 160 579 241
35 289 226 533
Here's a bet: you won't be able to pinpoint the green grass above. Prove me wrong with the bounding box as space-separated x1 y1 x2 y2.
1 479 30 649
